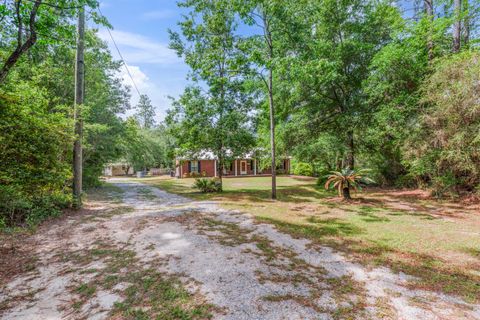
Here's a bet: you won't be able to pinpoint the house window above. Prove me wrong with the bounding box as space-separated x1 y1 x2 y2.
190 161 199 173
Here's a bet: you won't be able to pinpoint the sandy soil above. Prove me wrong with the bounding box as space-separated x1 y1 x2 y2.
1 179 479 320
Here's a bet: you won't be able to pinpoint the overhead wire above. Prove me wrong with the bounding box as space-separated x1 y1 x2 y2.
97 6 142 97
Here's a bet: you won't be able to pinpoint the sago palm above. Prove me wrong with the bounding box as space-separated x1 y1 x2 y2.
324 168 374 200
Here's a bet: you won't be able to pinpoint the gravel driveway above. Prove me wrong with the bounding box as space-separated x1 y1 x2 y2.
1 180 479 319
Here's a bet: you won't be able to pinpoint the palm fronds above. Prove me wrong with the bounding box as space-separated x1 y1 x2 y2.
324 168 375 199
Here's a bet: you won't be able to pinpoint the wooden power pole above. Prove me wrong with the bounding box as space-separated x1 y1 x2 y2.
73 7 85 208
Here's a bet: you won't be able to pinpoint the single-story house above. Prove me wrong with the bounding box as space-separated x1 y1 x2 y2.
175 151 291 178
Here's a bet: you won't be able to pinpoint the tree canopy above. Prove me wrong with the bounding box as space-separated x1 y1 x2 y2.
1 0 480 227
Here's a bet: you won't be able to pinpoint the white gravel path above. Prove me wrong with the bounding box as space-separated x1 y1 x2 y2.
1 180 479 320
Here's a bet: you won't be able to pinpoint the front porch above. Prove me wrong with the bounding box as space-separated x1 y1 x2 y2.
176 158 290 178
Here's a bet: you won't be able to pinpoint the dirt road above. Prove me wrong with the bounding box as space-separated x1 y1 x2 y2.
1 180 479 319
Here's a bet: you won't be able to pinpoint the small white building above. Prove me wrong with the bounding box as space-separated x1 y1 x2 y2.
103 162 134 177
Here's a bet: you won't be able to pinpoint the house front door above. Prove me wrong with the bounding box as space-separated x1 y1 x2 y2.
240 161 247 175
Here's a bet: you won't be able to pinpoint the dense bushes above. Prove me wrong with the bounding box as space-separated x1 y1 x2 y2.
292 162 314 177
405 51 480 196
0 87 74 228
0 30 135 228
193 178 222 193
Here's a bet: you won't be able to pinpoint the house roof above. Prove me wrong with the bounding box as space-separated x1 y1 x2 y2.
176 149 291 161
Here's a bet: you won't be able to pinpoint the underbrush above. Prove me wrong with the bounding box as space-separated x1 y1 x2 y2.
0 185 71 230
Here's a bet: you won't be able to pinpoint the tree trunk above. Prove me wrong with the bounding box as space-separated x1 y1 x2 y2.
345 131 355 170
342 187 352 200
268 68 277 200
262 10 277 200
424 0 434 61
336 154 343 171
453 0 462 52
463 0 470 46
217 157 223 192
0 1 41 85
73 7 85 208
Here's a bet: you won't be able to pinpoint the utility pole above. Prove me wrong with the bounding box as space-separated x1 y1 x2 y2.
73 7 85 208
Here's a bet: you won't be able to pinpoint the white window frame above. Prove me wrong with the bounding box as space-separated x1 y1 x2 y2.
191 160 199 173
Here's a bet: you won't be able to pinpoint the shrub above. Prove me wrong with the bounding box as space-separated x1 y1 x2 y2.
0 85 74 228
292 162 314 176
0 185 71 229
316 169 332 186
404 51 480 195
324 169 375 200
431 172 459 198
193 178 222 193
189 172 202 178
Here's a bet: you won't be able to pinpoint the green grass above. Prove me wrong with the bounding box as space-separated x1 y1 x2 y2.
112 269 214 320
135 175 324 202
61 242 215 319
138 176 480 303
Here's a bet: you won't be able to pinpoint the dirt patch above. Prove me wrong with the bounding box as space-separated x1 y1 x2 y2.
0 233 38 287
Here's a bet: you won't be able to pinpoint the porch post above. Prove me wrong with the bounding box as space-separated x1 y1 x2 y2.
180 162 183 178
235 160 238 176
214 160 217 177
254 159 257 176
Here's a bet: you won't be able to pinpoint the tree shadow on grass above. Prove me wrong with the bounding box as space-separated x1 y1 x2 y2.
215 185 333 204
349 205 436 222
356 206 391 223
259 216 363 238
258 216 480 303
385 210 437 220
305 217 364 236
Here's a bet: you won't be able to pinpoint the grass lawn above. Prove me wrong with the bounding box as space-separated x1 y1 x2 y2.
134 175 480 303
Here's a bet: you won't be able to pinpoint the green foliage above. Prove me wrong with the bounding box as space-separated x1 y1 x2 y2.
121 118 172 171
292 162 314 177
135 94 156 129
404 51 480 196
0 26 131 226
0 85 74 227
165 0 480 197
193 178 223 193
168 0 256 183
0 0 106 84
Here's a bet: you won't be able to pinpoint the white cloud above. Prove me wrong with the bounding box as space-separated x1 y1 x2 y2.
142 9 176 20
121 65 150 91
97 28 187 121
119 65 174 122
98 29 180 65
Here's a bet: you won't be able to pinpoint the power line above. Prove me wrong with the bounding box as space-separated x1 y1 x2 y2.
97 6 142 97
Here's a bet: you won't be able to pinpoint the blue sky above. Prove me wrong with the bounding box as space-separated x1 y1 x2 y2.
97 0 189 122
